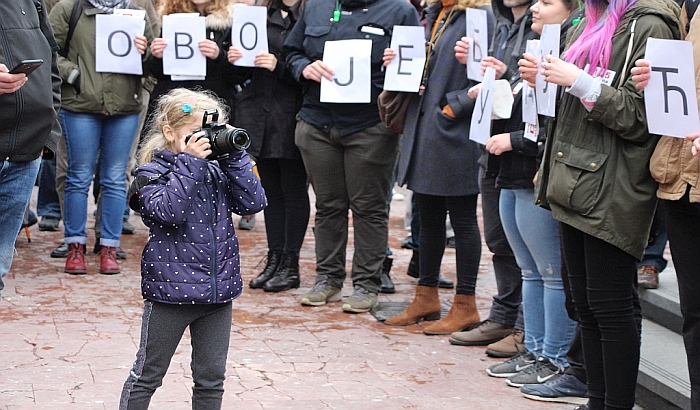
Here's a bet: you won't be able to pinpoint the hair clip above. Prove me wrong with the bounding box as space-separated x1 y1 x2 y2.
182 103 194 114
163 114 169 125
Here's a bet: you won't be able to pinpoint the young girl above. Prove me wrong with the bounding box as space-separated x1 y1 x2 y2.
520 0 680 408
119 88 266 410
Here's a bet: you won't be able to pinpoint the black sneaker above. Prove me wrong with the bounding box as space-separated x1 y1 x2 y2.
521 373 588 405
122 220 135 234
50 243 69 258
506 356 564 387
38 216 60 231
486 350 536 378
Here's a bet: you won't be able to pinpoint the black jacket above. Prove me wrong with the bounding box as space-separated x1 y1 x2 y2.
0 0 61 161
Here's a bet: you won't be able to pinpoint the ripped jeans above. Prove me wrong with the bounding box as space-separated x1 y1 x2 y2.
499 188 576 367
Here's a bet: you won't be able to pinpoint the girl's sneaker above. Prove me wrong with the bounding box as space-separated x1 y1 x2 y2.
506 356 564 387
486 350 536 378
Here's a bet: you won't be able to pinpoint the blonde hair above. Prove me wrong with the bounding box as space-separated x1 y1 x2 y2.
158 0 231 18
424 0 490 10
139 88 229 164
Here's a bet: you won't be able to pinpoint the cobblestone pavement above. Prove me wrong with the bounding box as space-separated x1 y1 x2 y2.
0 187 572 410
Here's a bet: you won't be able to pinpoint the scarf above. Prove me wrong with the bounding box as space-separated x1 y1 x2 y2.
88 0 132 14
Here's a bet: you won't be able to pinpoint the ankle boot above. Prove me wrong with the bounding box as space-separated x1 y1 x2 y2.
406 251 454 289
99 246 121 275
250 250 283 288
65 243 87 275
384 285 441 326
380 256 395 294
263 252 300 292
423 294 480 335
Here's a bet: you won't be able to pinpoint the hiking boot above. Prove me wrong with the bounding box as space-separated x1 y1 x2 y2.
264 252 301 292
94 243 126 260
521 373 588 405
121 220 135 234
300 280 342 306
65 243 87 275
342 286 378 313
51 242 69 258
486 329 525 358
486 350 536 378
380 256 395 294
506 356 564 387
38 216 60 231
406 251 454 289
449 320 515 346
99 246 121 275
637 265 659 289
238 214 255 230
250 250 283 289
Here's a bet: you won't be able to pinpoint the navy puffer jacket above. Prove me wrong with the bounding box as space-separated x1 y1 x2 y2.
134 149 267 304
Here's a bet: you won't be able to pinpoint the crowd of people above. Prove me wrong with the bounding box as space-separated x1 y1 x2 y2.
2 0 700 409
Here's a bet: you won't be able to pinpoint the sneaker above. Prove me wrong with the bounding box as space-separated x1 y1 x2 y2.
506 356 564 387
380 256 395 294
300 280 342 306
521 373 588 405
51 243 69 258
573 405 589 410
486 350 536 378
449 320 515 346
38 216 60 231
238 214 255 230
94 244 126 260
486 329 525 358
122 220 135 235
342 286 378 313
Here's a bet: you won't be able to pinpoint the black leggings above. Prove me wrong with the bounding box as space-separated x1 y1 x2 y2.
560 223 639 410
415 193 480 295
256 158 310 254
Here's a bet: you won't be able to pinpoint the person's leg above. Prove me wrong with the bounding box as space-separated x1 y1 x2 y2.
447 194 481 295
36 157 62 220
279 158 310 253
189 302 232 410
665 193 700 410
120 301 190 410
257 159 286 252
415 193 447 287
342 122 399 293
0 158 42 297
55 134 67 215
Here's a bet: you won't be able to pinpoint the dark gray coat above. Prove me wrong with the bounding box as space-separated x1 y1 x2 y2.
397 4 495 197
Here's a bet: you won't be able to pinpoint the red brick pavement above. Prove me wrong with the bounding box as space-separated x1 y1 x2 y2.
0 186 571 409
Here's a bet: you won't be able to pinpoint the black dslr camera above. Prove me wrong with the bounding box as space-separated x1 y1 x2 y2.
184 108 250 161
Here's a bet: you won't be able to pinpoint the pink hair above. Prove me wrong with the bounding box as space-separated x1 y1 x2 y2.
565 0 637 74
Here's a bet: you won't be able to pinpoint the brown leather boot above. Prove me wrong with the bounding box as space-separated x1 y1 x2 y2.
384 285 441 326
423 294 480 335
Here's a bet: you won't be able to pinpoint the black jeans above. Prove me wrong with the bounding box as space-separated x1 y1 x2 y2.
560 223 639 410
415 193 480 295
665 189 700 410
256 158 310 254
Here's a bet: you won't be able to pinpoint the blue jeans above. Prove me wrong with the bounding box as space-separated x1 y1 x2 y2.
60 110 138 247
0 157 42 296
499 188 576 367
37 156 62 219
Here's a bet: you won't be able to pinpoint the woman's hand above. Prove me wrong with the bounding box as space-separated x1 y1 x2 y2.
631 59 651 90
468 83 482 99
454 37 470 65
519 53 538 88
150 38 167 59
383 48 396 67
542 55 580 87
485 133 512 155
255 52 277 72
302 60 334 82
0 64 28 94
182 131 212 159
134 35 148 55
481 56 507 80
199 39 220 60
686 132 700 156
227 46 242 64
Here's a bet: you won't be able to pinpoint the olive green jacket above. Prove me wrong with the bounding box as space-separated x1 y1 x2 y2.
49 0 157 115
536 0 681 260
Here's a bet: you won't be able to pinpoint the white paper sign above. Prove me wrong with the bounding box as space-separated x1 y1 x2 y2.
320 40 372 103
95 15 145 75
469 66 496 144
536 24 560 117
466 8 488 82
383 26 425 92
522 39 539 125
162 14 206 76
231 4 269 67
114 8 146 19
644 38 700 138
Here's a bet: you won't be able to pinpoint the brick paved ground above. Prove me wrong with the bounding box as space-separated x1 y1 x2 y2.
0 186 573 409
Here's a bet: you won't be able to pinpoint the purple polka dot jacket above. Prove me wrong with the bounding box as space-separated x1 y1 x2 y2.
134 149 267 304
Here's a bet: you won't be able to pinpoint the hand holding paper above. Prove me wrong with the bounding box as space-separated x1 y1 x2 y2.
631 59 651 89
454 37 469 65
303 60 334 82
542 55 580 87
519 52 538 87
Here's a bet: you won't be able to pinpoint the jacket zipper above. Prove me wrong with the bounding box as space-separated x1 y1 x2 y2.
203 182 218 302
1 18 20 159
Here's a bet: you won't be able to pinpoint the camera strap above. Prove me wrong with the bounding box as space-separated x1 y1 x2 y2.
127 168 172 212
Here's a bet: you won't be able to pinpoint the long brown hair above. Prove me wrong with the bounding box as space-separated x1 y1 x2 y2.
158 0 231 17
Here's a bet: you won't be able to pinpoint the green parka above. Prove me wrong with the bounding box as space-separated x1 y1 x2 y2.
536 0 681 260
49 0 156 115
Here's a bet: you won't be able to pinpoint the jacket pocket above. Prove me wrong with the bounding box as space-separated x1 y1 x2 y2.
547 141 608 216
303 25 331 59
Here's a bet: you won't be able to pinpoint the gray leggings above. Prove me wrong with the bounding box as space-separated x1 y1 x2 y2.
120 300 232 410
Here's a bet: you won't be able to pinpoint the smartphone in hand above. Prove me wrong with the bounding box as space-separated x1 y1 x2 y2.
9 59 44 76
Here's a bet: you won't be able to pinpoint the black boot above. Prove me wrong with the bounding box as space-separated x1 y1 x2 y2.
406 250 454 289
250 250 283 288
263 252 301 292
380 256 395 294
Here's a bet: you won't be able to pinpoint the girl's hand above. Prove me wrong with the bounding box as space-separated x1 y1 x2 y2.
631 59 651 90
519 53 538 87
468 83 482 99
254 52 277 72
383 48 397 67
227 46 242 64
542 55 580 87
454 37 470 65
150 38 167 59
199 39 220 60
183 131 212 159
481 56 507 80
485 133 512 155
533 171 539 186
134 35 148 55
302 60 334 82
686 132 700 156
